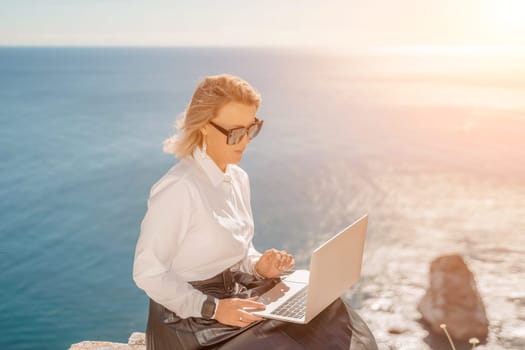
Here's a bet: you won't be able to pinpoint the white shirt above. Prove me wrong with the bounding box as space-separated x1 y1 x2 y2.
133 146 262 318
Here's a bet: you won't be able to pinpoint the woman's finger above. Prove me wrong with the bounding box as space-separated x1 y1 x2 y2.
233 310 263 327
286 257 295 269
263 250 278 263
240 310 263 322
238 299 266 310
277 255 294 272
278 252 292 270
285 255 294 267
279 257 286 270
264 248 278 257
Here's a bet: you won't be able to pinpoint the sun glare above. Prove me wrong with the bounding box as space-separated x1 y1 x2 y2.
482 0 525 37
494 2 525 28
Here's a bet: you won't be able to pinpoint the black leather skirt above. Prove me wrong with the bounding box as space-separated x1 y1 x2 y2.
145 269 378 350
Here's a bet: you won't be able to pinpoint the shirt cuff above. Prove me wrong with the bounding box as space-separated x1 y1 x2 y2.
252 260 265 280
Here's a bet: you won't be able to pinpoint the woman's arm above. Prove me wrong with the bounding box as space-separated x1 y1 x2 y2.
133 177 206 319
236 169 264 277
236 167 294 279
240 241 263 278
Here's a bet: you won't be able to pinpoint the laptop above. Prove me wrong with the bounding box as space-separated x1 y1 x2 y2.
251 214 368 324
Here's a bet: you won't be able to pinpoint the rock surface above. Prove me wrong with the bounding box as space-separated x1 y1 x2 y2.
69 332 145 350
417 254 489 341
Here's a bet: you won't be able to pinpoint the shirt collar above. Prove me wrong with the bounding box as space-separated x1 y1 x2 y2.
190 146 233 187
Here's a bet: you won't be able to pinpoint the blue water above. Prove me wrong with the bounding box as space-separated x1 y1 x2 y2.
1 47 524 350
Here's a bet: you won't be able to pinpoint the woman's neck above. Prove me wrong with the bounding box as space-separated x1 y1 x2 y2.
206 149 227 173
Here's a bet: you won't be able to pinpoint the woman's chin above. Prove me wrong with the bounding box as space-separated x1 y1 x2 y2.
230 152 243 163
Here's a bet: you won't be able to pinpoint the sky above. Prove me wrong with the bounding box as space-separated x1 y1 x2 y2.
1 0 524 50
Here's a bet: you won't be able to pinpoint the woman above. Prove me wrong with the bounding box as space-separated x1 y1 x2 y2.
133 74 378 349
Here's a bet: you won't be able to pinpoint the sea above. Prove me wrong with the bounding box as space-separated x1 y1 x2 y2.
1 47 524 350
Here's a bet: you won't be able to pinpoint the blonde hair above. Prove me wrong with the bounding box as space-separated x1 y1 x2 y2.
163 74 261 158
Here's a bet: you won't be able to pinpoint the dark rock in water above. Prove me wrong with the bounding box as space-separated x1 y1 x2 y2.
418 254 489 341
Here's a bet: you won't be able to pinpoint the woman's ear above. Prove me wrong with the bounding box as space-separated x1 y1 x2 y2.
200 125 208 136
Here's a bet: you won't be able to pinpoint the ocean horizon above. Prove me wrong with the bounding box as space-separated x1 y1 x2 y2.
1 46 524 350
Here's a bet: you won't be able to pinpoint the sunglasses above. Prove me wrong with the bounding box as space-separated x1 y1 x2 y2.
209 118 264 145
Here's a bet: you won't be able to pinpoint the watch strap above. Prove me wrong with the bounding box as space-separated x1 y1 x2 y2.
201 295 217 319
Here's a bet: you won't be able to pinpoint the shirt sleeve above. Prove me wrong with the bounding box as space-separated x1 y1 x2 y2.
237 170 263 278
133 176 207 319
241 241 264 279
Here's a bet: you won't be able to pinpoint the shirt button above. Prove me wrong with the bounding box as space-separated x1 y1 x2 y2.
224 174 232 183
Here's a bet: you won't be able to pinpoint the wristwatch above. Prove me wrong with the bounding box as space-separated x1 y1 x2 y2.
201 295 217 319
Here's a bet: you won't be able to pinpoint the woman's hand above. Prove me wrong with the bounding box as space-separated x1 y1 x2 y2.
254 249 295 279
214 297 266 327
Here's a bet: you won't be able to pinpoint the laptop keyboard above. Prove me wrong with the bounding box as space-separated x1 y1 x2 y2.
270 287 308 319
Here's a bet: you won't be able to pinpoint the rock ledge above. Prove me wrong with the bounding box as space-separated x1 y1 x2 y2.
69 332 145 350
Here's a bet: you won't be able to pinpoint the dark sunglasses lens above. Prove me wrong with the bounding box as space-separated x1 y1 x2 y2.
227 122 263 145
228 128 246 145
248 123 262 140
